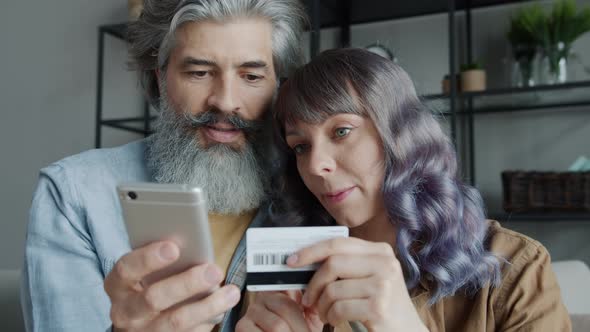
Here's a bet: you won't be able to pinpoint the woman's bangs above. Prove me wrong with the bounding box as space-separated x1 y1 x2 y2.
276 62 363 127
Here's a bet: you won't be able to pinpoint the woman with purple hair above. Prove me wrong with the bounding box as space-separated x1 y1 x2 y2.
236 48 571 332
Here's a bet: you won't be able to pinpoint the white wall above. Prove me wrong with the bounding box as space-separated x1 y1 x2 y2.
1 0 590 269
0 0 144 269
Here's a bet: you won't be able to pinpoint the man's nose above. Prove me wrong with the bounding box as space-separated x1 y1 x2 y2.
207 77 240 114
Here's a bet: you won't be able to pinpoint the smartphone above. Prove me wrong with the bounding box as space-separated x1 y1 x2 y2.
117 182 215 286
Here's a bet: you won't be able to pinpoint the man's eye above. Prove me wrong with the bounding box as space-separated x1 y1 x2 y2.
335 127 352 138
189 71 208 78
244 74 262 82
292 144 307 155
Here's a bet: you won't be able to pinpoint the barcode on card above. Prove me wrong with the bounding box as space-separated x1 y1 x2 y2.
253 253 292 265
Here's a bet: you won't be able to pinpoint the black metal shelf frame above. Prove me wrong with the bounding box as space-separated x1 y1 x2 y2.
424 80 590 115
307 0 590 222
95 2 590 221
308 0 480 182
95 24 151 148
306 0 533 29
489 212 590 222
94 1 544 148
426 80 590 100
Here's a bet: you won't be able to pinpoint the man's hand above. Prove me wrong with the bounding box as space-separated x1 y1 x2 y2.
104 241 240 331
236 290 323 332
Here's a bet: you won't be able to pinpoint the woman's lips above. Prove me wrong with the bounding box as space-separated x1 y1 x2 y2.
203 125 242 143
324 187 355 204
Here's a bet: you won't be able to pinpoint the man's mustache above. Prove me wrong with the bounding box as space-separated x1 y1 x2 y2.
183 110 263 134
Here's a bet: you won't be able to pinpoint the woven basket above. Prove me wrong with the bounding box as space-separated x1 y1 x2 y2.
501 171 590 212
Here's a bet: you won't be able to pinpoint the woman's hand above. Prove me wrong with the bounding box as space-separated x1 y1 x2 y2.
236 290 323 332
287 237 428 332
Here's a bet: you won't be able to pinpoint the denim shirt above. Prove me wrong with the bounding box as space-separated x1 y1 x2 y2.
21 139 266 332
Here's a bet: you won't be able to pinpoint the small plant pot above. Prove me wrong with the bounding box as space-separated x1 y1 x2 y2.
441 74 461 95
128 0 144 21
460 69 486 92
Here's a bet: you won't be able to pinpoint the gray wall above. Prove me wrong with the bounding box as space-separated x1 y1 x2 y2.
1 1 589 270
0 0 144 269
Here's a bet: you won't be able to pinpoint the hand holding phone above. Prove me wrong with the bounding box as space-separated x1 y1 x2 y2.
104 183 238 331
117 182 215 285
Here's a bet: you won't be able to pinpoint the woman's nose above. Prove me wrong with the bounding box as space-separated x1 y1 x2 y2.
306 146 336 177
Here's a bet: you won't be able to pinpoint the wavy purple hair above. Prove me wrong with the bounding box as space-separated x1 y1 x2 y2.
271 48 502 304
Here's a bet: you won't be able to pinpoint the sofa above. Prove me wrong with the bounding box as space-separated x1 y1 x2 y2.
552 260 590 331
0 269 24 331
2 261 590 331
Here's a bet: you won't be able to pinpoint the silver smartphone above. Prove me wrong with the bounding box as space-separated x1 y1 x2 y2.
117 182 215 286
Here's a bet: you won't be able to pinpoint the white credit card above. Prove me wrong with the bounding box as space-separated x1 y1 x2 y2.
246 226 349 292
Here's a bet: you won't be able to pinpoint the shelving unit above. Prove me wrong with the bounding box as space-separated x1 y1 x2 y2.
95 0 590 220
425 80 590 115
95 1 537 147
308 0 590 221
95 23 154 148
304 0 530 28
489 212 590 222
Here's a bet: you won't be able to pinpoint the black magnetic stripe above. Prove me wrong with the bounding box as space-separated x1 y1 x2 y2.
246 271 315 285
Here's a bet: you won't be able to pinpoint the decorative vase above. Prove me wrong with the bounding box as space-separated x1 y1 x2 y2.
510 44 537 87
461 69 486 92
540 41 570 85
128 0 144 21
511 59 535 87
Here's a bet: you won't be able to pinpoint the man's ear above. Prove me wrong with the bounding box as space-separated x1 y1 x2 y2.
155 69 162 96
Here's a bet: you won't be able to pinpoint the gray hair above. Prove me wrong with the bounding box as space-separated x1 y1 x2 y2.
146 77 273 214
128 0 308 107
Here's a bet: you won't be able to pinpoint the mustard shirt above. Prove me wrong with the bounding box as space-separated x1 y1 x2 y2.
333 221 571 332
208 210 257 279
209 210 256 332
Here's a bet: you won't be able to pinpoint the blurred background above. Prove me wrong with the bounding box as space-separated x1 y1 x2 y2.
1 0 590 329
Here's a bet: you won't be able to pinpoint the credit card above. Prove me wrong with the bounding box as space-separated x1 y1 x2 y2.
246 226 349 291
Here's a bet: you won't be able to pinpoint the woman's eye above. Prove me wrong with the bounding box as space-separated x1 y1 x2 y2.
335 127 352 138
292 144 307 155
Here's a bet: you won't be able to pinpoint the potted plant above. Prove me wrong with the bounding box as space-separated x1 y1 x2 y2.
507 4 546 87
460 62 486 92
441 73 461 95
540 0 590 84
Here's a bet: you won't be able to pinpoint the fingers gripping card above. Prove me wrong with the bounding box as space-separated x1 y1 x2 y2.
246 226 348 291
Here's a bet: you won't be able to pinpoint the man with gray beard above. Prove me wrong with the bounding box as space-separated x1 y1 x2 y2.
21 1 306 331
148 93 272 215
